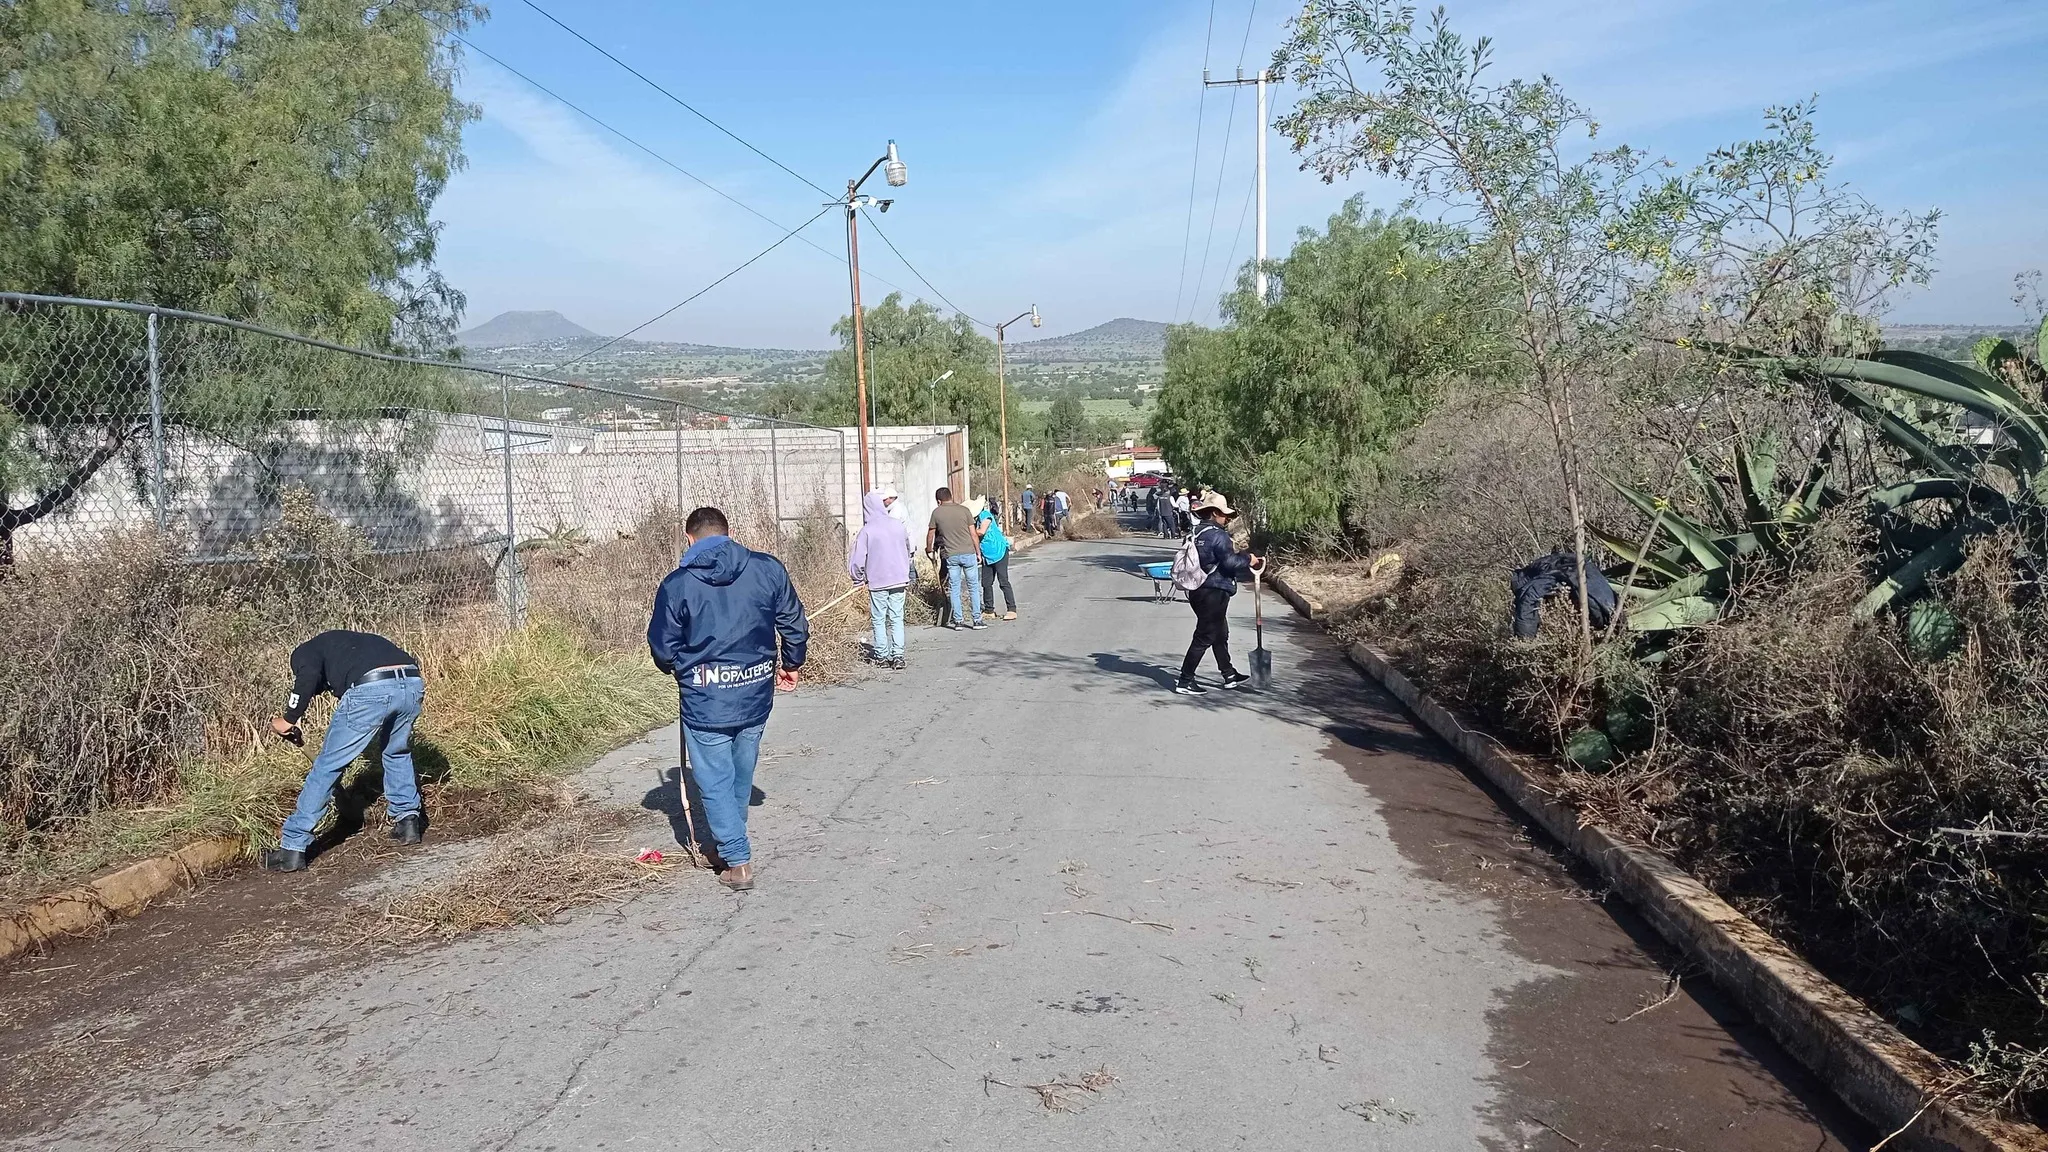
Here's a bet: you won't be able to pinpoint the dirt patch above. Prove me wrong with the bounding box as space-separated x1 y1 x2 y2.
0 800 677 1138
1292 635 1874 1150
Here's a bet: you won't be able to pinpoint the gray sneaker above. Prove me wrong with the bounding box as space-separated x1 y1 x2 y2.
970 620 990 630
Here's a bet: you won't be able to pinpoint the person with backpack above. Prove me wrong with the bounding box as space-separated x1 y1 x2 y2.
1169 491 1263 696
973 496 1018 621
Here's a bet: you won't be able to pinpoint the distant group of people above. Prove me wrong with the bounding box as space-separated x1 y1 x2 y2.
1018 484 1072 537
1148 484 1192 537
848 484 1020 670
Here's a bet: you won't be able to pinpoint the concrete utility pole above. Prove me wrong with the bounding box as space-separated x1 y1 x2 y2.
1203 68 1270 300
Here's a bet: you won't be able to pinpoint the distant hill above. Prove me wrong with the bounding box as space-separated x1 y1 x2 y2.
1008 318 1168 363
457 310 602 349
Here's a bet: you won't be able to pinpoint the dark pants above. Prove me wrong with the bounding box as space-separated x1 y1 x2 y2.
1179 586 1238 683
981 554 1017 613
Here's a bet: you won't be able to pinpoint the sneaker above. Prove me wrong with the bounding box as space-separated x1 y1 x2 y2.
1174 681 1208 696
970 621 989 630
1221 672 1253 690
1003 612 1017 621
889 656 906 670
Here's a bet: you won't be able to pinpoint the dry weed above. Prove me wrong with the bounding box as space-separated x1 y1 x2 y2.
351 806 677 942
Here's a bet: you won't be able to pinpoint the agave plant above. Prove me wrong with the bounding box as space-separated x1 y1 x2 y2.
1595 345 2048 631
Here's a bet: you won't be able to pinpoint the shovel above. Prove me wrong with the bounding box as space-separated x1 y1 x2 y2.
1250 570 1273 689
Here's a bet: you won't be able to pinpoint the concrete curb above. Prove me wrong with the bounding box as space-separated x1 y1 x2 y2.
1 836 245 963
1264 568 2044 1152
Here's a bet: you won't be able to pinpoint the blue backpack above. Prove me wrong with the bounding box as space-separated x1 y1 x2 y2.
978 513 1009 563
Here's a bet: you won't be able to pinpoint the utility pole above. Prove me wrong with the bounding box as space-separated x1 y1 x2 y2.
837 142 909 494
844 184 872 492
1203 68 1270 300
994 306 1041 536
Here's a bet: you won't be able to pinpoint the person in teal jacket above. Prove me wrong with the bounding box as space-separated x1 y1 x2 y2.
972 497 1018 621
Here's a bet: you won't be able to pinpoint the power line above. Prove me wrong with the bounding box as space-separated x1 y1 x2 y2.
858 209 991 329
1189 0 1261 323
515 0 833 199
550 205 837 371
1172 0 1220 323
510 0 987 335
411 8 921 306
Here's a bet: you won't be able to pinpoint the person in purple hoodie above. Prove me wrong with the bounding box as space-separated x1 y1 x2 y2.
849 489 915 669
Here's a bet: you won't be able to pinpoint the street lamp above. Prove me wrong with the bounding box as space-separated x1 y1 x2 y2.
841 140 908 493
926 368 955 425
994 305 1041 533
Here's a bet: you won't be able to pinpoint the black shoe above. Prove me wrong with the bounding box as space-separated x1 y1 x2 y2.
259 848 307 872
1174 681 1208 696
390 814 424 845
889 656 906 670
1221 672 1253 690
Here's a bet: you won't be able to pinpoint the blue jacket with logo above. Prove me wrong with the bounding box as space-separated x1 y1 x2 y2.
646 534 809 731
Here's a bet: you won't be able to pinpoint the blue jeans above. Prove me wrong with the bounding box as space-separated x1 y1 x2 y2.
280 676 425 852
869 588 906 659
945 553 983 624
684 722 765 866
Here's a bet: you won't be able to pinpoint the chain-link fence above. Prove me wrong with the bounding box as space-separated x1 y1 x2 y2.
0 291 865 830
0 292 849 637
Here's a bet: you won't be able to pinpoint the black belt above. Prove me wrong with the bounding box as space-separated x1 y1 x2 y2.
349 665 420 689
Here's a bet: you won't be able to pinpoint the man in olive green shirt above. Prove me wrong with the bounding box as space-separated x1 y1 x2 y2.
925 486 986 629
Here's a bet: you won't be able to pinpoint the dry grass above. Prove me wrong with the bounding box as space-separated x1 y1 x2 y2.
1339 481 2048 1119
349 805 679 943
1063 510 1124 540
0 491 871 905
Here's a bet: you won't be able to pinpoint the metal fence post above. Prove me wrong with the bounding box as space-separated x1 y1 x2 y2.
673 403 685 559
837 427 850 559
768 421 782 549
499 378 523 630
146 311 167 533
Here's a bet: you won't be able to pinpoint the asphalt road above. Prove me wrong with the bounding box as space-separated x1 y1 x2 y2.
8 533 1871 1150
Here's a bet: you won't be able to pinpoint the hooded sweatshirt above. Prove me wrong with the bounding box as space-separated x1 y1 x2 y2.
849 490 914 591
647 534 809 731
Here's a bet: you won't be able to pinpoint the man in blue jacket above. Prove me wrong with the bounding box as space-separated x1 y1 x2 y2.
1177 491 1263 696
647 506 809 891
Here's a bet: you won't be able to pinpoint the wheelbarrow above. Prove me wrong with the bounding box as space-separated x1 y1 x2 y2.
1141 560 1180 603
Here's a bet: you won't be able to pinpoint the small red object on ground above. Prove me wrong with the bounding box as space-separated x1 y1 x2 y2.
635 849 664 864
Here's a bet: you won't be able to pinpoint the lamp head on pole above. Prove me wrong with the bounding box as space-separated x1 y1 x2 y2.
938 369 955 382
1029 305 1042 329
883 140 908 188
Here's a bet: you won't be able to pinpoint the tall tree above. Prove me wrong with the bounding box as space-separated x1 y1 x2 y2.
1149 201 1498 542
1043 393 1088 448
0 0 479 346
0 0 480 561
825 293 1013 463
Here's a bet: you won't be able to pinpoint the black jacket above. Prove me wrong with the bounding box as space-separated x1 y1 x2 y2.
1192 523 1254 594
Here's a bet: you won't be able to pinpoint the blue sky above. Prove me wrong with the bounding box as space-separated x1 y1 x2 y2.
434 0 2048 348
